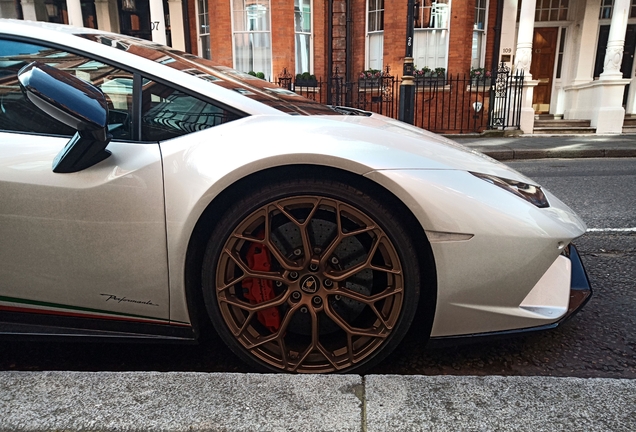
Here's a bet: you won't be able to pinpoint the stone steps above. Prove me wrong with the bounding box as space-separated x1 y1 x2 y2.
533 119 595 134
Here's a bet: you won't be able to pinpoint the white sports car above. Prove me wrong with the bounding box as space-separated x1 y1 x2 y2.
0 20 591 373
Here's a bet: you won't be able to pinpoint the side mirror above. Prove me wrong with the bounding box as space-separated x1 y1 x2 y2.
18 62 112 173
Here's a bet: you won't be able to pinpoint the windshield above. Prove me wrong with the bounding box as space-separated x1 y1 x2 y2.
79 33 341 116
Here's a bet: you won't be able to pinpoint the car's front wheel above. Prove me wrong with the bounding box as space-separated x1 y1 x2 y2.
201 177 420 373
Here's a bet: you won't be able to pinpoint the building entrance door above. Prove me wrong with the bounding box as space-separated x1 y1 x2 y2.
530 27 558 114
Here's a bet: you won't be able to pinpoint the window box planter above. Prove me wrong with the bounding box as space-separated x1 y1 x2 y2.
359 78 382 88
295 78 318 87
471 77 492 87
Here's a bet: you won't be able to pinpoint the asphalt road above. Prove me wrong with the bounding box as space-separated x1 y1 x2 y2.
1 158 635 378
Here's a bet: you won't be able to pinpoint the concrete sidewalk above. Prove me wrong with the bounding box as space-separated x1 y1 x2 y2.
452 134 636 160
1 372 635 431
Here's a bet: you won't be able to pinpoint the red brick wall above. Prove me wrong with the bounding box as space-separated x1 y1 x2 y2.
351 0 366 78
209 0 233 66
314 0 326 79
271 0 295 80
382 0 407 78
447 0 476 76
194 0 499 83
188 0 198 56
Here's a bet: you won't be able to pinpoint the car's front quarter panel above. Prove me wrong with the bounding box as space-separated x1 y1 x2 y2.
365 169 587 336
160 115 448 323
160 114 586 335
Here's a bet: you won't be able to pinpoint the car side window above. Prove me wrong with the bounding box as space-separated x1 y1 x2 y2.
141 79 241 142
0 39 133 140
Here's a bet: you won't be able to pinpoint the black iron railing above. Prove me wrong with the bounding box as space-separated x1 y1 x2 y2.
275 64 524 133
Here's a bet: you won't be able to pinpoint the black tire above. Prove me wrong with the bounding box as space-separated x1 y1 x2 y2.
201 177 420 373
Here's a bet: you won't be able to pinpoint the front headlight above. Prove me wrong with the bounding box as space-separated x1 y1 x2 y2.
470 172 550 208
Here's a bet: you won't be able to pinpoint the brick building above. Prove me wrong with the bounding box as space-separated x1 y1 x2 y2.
183 0 499 86
2 0 636 133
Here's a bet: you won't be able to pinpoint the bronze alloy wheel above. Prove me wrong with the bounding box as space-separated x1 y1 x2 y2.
202 179 420 373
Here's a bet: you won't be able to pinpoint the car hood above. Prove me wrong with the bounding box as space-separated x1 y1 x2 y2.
309 113 537 184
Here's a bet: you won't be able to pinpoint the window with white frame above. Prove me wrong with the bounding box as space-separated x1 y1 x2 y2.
197 0 210 59
599 0 636 18
295 0 312 74
471 0 487 69
366 0 384 70
535 0 569 21
413 0 450 71
232 0 272 78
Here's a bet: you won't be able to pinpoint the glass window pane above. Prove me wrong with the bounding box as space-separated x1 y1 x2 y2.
295 33 311 74
141 81 239 141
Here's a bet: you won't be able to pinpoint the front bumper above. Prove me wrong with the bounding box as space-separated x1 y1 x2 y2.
429 244 592 345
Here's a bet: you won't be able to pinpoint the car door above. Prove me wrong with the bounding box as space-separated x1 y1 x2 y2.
0 38 171 325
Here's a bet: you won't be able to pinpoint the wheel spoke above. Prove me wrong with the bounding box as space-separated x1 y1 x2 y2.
323 303 389 339
333 285 402 306
220 290 290 313
290 307 320 372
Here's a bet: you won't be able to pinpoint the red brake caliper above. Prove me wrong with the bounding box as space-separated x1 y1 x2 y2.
242 242 281 332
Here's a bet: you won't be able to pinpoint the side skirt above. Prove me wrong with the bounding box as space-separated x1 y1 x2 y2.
0 311 196 343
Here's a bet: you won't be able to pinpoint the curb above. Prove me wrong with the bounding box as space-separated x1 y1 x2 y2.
476 148 636 161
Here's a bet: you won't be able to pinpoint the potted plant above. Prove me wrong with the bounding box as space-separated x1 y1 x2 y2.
295 72 318 87
414 66 430 83
248 71 266 80
433 67 446 84
359 69 382 88
470 67 492 86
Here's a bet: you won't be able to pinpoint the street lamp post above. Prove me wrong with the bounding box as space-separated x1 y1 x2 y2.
399 0 416 124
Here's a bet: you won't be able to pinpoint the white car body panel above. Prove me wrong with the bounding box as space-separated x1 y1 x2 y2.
0 132 171 323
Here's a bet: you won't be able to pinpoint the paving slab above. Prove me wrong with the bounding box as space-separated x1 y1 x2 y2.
0 371 363 432
365 375 636 432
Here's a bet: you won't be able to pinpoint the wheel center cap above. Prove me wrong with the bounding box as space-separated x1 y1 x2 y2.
300 275 320 294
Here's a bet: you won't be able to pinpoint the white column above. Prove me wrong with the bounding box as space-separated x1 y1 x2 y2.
94 0 114 32
515 0 538 134
149 0 167 45
499 0 519 69
571 0 602 86
600 0 630 80
66 0 84 27
20 0 47 21
514 0 537 78
167 0 185 50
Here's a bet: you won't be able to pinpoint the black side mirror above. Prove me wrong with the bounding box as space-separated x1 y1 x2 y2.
18 62 112 173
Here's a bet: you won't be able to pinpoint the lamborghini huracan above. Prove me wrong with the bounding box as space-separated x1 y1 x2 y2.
0 20 591 373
